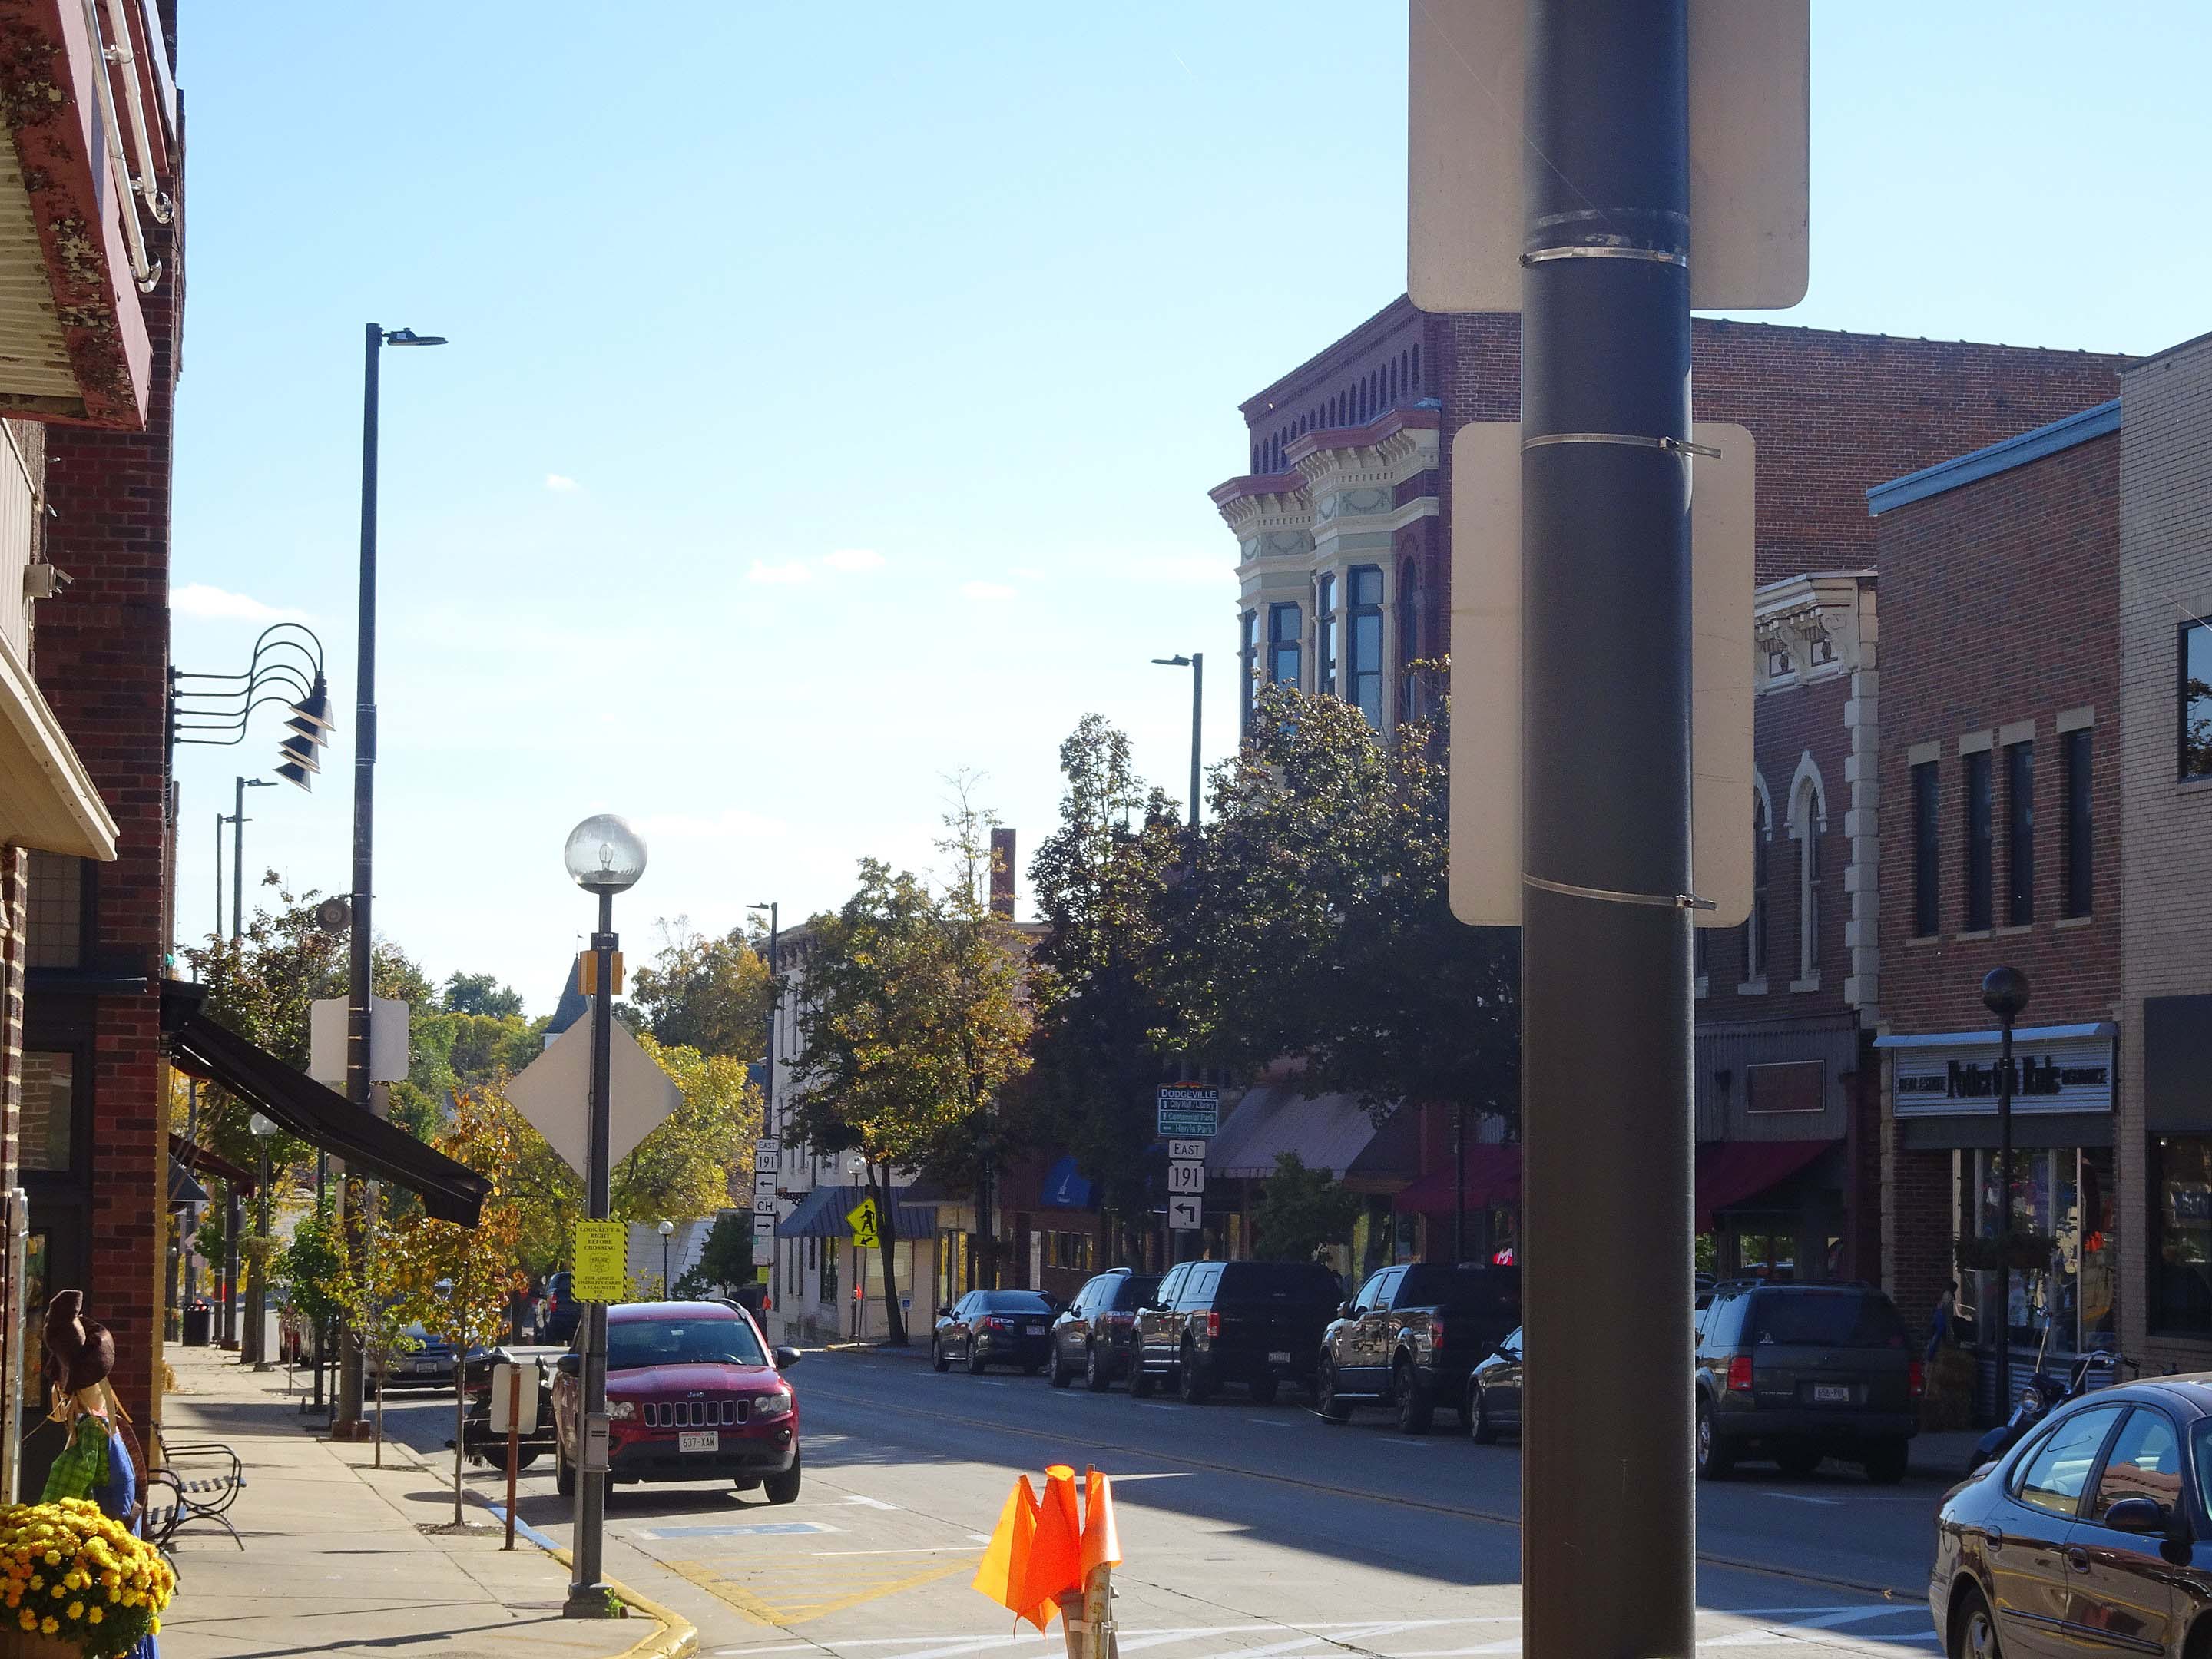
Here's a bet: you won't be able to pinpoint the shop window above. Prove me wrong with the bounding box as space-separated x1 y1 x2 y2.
1792 773 1823 985
25 854 81 969
1963 749 1993 932
1958 1146 2114 1354
2006 740 2034 926
2154 1136 2212 1333
1239 610 1258 737
20 1051 71 1174
2062 729 2093 918
1911 761 1939 937
2181 621 2212 780
1315 574 1337 697
1347 566 1384 729
1268 604 1300 687
821 1239 839 1307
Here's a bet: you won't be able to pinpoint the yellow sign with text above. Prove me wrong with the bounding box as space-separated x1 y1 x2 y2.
846 1196 881 1249
572 1219 627 1302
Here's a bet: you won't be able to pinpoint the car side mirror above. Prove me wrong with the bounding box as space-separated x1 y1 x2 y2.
1337 1301 1355 1321
2101 1497 2167 1535
773 1345 803 1370
555 1353 581 1378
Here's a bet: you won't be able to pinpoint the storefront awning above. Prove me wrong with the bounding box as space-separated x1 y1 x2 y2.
1206 1087 1381 1180
774 1184 936 1240
168 1131 257 1194
167 1161 207 1207
1695 1139 1835 1232
1873 1023 2115 1048
160 983 488 1225
0 633 114 860
1393 1144 1521 1214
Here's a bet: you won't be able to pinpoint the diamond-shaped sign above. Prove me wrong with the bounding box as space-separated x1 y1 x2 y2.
505 1014 683 1178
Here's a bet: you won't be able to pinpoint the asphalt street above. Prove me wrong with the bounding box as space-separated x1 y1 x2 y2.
362 1349 1949 1657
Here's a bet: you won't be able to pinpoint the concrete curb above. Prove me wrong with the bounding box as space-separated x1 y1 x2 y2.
473 1495 699 1659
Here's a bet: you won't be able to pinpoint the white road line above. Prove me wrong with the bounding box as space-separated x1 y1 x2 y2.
1244 1417 1296 1429
1099 1472 1191 1482
810 1546 982 1556
1757 1490 1844 1506
843 1494 902 1510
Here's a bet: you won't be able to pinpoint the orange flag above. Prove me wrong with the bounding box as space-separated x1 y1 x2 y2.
1081 1468 1120 1576
972 1475 1058 1632
1023 1464 1086 1612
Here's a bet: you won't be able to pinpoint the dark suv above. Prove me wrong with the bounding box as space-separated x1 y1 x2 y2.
1048 1270 1160 1391
1694 1281 1921 1483
1316 1263 1521 1433
539 1271 581 1345
1129 1260 1340 1404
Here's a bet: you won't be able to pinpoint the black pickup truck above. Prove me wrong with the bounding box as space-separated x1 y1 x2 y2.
1315 1263 1521 1434
1128 1260 1342 1404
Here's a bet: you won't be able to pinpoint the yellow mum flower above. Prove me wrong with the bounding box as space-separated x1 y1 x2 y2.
65 1602 79 1620
38 1616 56 1634
148 1616 159 1634
14 1608 29 1630
41 1551 56 1566
86 1607 100 1624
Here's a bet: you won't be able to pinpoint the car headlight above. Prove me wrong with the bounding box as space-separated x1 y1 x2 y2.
751 1389 793 1423
608 1399 636 1421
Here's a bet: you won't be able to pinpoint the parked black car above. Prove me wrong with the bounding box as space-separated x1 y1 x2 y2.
1466 1325 1523 1443
932 1290 1057 1375
539 1271 581 1346
1048 1270 1160 1391
1931 1379 2207 1659
1694 1280 1919 1482
1129 1260 1340 1404
1314 1263 1521 1433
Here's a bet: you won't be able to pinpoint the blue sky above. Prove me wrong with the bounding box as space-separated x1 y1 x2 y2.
167 4 2212 1014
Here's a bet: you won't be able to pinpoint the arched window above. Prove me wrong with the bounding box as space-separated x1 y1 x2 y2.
1747 787 1771 984
1397 557 1424 722
1410 343 1421 395
1792 763 1827 985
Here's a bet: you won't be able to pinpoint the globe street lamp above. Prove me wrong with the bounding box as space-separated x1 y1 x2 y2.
1981 965 2032 1420
562 813 644 1619
1151 654 1203 830
657 1219 674 1292
248 1113 278 1372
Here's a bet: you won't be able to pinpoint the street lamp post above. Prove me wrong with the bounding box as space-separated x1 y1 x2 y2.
1150 654 1203 829
230 776 274 943
1982 965 2032 1422
747 901 780 1293
248 1113 277 1371
338 323 446 1437
657 1219 674 1293
562 814 646 1619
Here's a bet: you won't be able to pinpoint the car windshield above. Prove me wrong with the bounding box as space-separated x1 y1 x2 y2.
606 1317 767 1370
1750 1293 1906 1348
1112 1277 1161 1310
983 1292 1051 1313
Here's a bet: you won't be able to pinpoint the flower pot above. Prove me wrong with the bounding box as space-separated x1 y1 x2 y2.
0 1626 80 1657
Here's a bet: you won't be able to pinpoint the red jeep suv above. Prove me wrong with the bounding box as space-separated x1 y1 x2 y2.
552 1300 803 1501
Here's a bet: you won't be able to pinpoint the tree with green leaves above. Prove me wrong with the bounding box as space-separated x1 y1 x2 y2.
627 922 773 1059
1250 1153 1360 1263
331 1190 426 1466
441 971 524 1019
1024 716 1187 1260
676 1211 754 1296
791 785 1036 1343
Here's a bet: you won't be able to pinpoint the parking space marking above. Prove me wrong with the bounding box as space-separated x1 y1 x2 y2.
843 1494 902 1510
1244 1418 1295 1429
634 1521 842 1540
1757 1491 1843 1506
663 1554 975 1628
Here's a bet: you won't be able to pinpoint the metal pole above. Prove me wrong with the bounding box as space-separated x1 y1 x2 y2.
220 1186 239 1349
214 811 224 941
340 322 382 1435
230 778 247 945
1519 3 1694 1655
1996 1014 2015 1415
1187 654 1202 830
252 1141 270 1370
184 1081 198 1305
568 888 616 1611
1453 1104 1466 1265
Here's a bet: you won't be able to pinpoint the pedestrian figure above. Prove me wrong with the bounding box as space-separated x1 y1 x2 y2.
39 1290 158 1657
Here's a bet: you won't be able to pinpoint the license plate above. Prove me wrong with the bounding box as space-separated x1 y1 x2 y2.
1268 1350 1292 1365
1025 1323 1047 1335
1812 1384 1849 1404
678 1431 720 1453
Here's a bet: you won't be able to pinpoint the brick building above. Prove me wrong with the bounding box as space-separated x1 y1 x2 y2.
1869 406 2124 1400
2118 330 2212 1376
1212 299 2124 1274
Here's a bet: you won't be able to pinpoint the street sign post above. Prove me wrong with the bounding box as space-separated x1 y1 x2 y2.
846 1195 882 1250
1166 1196 1201 1233
1155 1087 1219 1138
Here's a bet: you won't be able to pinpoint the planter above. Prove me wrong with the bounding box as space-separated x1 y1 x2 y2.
0 1629 82 1658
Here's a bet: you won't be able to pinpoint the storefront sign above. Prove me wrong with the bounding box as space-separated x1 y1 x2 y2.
1889 1031 2114 1118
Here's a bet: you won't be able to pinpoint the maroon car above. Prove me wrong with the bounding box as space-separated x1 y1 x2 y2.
551 1300 803 1502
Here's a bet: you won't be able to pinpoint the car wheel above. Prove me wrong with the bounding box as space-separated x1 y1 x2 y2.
932 1339 950 1374
967 1343 988 1376
554 1432 576 1498
1776 1446 1822 1478
1695 1402 1734 1480
1049 1345 1074 1389
1250 1378 1280 1406
763 1452 803 1505
1863 1439 1909 1485
1084 1343 1112 1392
1469 1380 1500 1444
1128 1359 1156 1399
1316 1357 1352 1424
1950 1584 2000 1659
512 1449 540 1470
1177 1341 1213 1404
1393 1359 1434 1435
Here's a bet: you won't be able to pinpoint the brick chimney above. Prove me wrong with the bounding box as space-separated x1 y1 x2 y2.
989 827 1016 919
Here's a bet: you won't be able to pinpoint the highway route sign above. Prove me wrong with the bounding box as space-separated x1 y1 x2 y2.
1167 1160 1206 1196
1167 1138 1207 1161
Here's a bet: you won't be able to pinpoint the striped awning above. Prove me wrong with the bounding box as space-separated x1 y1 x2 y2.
774 1184 936 1240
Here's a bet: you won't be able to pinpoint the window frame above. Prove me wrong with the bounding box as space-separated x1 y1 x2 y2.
1912 760 1940 939
1744 793 1770 986
2085 1405 2185 1526
2010 1403 2129 1518
2151 1134 2212 1336
1268 602 1301 689
1346 565 1385 730
2181 621 2212 781
1793 776 1823 985
1315 572 1338 697
1963 748 1994 932
2062 727 2093 919
1239 611 1259 737
2005 739 2035 927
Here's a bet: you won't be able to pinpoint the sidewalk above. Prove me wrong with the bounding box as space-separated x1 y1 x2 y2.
154 1343 693 1659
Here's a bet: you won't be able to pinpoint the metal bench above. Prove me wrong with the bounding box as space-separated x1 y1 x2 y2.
145 1439 245 1553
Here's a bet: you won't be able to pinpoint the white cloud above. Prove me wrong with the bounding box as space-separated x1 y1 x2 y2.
820 547 886 573
172 583 307 622
1010 565 1046 581
747 559 813 586
962 581 1018 601
544 473 581 492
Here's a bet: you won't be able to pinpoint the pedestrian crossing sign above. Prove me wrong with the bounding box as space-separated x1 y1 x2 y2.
846 1196 881 1248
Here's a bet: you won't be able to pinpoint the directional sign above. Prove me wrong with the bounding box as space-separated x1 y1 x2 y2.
1167 1161 1206 1196
1166 1139 1207 1162
752 1217 775 1240
1156 1087 1220 1139
753 1170 778 1194
1167 1196 1202 1232
752 1195 777 1216
571 1220 626 1303
846 1195 882 1249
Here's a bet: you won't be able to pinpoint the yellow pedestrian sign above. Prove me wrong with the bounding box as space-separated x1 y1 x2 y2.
846 1195 881 1248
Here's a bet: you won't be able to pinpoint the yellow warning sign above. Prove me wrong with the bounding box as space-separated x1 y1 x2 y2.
846 1195 882 1248
571 1219 627 1302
